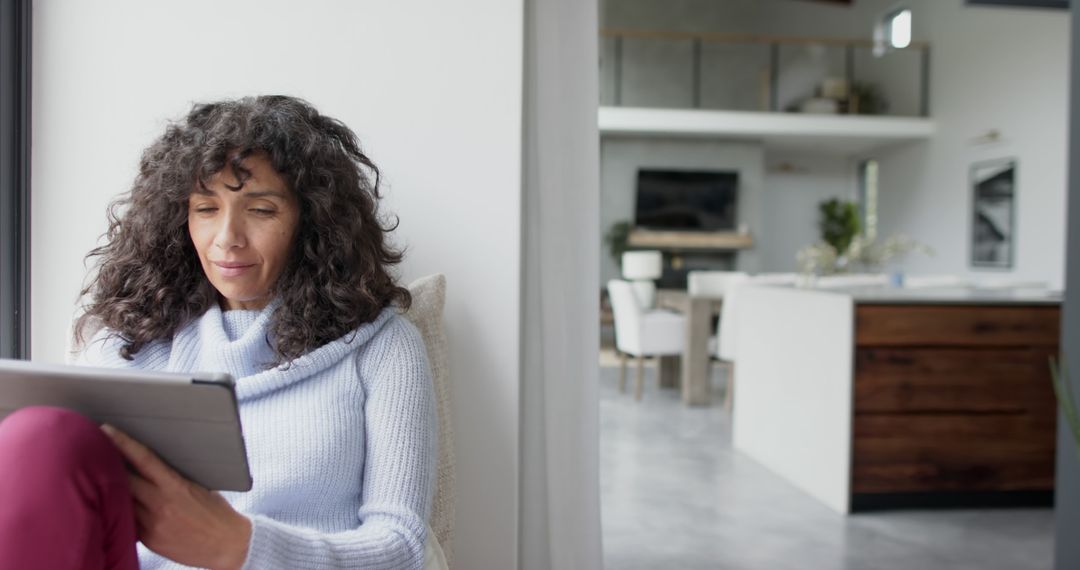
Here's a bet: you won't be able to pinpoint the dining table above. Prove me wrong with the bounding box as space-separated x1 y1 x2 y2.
655 288 723 406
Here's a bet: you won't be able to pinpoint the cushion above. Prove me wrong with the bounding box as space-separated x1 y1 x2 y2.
404 274 455 569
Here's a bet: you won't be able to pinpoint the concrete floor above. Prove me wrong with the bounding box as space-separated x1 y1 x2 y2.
598 357 1054 570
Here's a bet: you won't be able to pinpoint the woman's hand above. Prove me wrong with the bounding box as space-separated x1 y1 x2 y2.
101 424 253 570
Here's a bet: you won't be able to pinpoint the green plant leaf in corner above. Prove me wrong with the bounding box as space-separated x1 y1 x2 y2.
1049 356 1080 460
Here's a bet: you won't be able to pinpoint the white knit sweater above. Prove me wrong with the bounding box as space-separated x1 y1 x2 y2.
78 297 437 570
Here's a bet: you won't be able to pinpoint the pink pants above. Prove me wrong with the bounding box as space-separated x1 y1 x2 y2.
0 406 138 570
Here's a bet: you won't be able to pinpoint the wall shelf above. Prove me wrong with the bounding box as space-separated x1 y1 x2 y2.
627 229 754 251
599 106 936 156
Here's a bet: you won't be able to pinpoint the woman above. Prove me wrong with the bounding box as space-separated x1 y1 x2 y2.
0 96 437 569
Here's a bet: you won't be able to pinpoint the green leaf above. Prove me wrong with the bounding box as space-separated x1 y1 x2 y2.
1049 356 1080 460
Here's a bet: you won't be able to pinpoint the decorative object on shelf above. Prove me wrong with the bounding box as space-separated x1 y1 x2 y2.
604 220 632 268
800 97 840 115
621 250 663 309
969 128 1004 146
1049 356 1080 460
970 158 1016 269
849 82 889 116
821 77 849 100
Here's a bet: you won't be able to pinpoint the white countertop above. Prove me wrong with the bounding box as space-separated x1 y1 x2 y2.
812 286 1061 305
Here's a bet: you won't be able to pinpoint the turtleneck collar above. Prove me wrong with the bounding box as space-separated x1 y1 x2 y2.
221 309 264 341
169 296 399 402
196 296 282 380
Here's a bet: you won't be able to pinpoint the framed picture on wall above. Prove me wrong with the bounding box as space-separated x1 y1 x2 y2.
966 0 1068 9
970 158 1016 269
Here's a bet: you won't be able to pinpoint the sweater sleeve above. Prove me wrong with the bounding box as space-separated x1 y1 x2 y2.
239 317 438 570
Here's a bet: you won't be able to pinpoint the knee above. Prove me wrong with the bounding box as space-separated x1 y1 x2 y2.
0 406 119 471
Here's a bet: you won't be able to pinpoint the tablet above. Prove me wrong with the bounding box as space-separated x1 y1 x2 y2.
0 358 252 492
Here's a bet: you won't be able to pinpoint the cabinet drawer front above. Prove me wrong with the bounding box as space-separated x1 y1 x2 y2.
854 347 1058 414
855 305 1060 347
852 414 1056 494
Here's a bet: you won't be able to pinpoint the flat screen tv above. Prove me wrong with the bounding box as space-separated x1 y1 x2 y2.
634 169 738 231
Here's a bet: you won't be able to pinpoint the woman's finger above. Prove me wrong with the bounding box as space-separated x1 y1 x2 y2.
127 471 157 506
101 424 179 486
133 501 151 540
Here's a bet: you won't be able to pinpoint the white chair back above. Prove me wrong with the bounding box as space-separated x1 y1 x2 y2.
629 280 657 309
687 271 750 298
608 279 644 355
717 274 791 361
748 272 800 286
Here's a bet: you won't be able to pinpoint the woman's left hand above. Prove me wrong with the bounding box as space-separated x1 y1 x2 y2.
101 424 252 570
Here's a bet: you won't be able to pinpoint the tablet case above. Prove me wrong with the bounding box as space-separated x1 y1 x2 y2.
0 358 252 492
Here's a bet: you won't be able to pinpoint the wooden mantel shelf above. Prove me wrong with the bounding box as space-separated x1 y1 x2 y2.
627 229 753 250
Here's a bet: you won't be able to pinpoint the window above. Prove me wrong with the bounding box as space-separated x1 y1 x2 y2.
0 0 32 359
874 7 912 56
857 159 879 241
886 9 912 49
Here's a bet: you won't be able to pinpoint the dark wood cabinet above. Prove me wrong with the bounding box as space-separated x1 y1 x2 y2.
850 304 1059 501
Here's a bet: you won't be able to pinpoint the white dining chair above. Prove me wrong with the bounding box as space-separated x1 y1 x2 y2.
747 272 800 286
607 279 686 401
708 274 803 412
712 274 794 412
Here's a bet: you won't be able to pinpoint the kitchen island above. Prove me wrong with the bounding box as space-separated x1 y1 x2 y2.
732 285 1060 513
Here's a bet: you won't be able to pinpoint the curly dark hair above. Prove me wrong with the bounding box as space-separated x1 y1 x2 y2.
75 95 412 365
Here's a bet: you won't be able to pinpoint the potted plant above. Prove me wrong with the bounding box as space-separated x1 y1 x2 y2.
818 198 861 263
797 199 932 278
604 220 632 270
849 82 889 116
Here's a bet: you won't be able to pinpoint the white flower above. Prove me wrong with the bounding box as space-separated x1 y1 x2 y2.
797 234 933 277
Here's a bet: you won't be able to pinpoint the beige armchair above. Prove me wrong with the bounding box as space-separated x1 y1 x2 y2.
403 274 455 568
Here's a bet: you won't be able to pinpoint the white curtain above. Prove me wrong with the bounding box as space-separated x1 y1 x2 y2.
519 0 603 568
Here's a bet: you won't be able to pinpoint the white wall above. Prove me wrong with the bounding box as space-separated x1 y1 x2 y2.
760 153 855 272
519 2 604 566
870 0 1069 288
600 137 764 283
31 2 522 569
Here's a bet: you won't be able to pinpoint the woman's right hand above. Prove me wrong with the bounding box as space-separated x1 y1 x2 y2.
101 424 253 570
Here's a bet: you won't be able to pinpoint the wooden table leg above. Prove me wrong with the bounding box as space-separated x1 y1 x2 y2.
658 355 680 388
682 297 713 406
